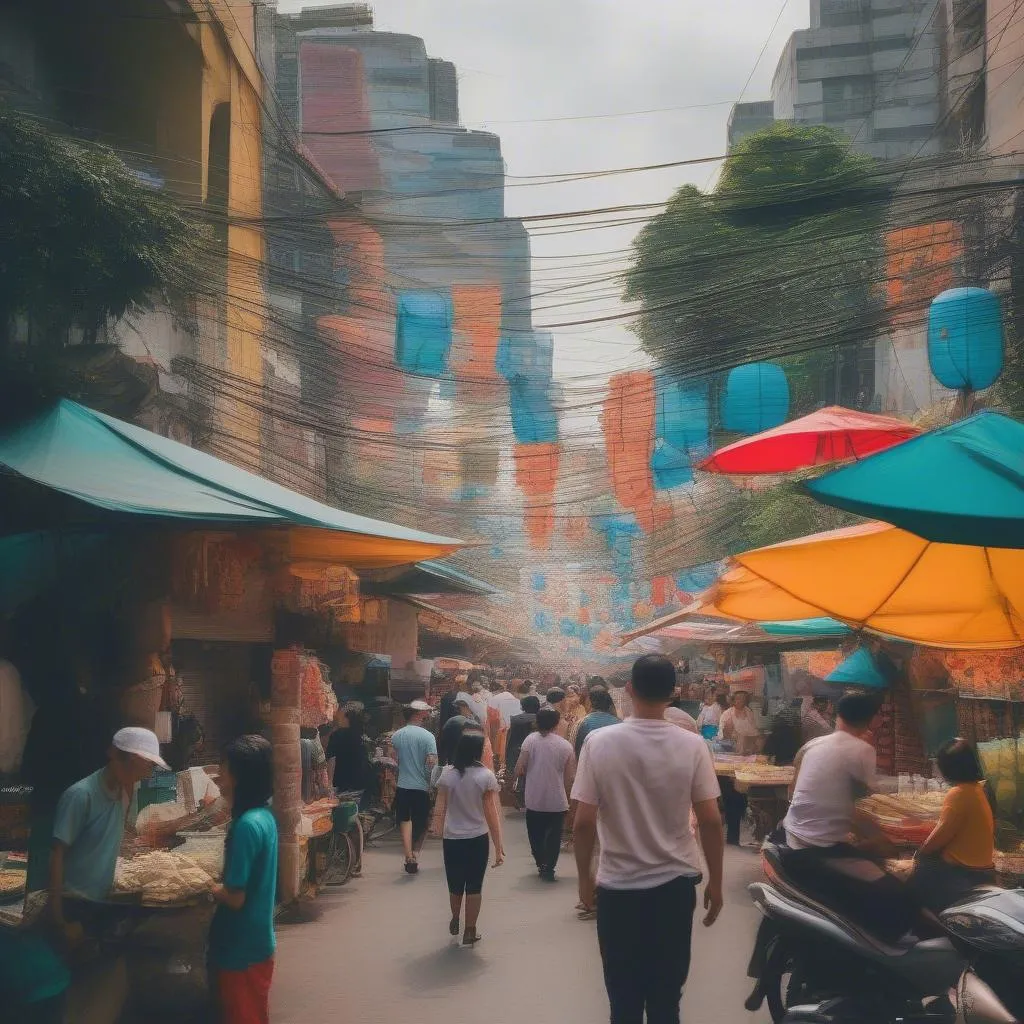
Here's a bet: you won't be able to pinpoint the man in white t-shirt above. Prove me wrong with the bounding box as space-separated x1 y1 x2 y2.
516 708 575 880
572 655 724 1024
782 692 915 943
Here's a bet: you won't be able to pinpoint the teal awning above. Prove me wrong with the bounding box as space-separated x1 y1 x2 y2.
806 411 1024 549
0 401 463 563
761 617 852 638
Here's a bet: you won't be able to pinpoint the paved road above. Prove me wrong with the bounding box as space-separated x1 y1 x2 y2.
272 812 771 1024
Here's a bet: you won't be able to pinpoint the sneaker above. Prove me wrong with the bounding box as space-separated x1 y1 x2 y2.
540 868 556 882
405 859 418 875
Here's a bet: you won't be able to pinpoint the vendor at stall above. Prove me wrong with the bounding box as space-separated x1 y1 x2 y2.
907 738 996 913
49 728 168 945
695 690 723 740
720 691 760 754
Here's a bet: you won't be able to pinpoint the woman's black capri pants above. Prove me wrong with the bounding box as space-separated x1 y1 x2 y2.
442 834 490 895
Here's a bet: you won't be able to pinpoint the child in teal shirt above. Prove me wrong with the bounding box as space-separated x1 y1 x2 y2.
209 735 278 1024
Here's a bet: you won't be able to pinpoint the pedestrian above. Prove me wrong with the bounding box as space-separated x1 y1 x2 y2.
516 707 575 880
663 706 698 733
720 690 760 755
326 702 372 805
487 680 522 771
390 700 438 875
432 728 505 945
208 735 278 1024
574 687 620 759
695 689 723 740
800 696 834 743
572 655 725 1024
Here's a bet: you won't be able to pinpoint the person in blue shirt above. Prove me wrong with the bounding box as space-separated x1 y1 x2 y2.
573 687 621 759
208 734 278 1024
50 727 168 949
389 701 438 875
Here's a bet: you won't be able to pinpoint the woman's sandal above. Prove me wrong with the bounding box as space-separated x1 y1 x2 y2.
462 927 482 946
577 905 597 921
449 916 460 936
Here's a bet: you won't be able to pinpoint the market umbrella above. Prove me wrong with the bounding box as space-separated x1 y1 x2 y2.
708 521 1024 650
805 411 1024 549
698 406 919 475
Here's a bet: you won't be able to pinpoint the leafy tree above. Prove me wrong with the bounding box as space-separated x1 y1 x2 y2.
624 122 889 395
0 104 205 349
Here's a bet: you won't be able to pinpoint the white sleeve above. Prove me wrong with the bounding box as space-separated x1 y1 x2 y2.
691 742 722 804
570 740 599 805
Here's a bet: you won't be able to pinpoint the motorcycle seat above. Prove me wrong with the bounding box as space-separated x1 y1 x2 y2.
760 842 954 959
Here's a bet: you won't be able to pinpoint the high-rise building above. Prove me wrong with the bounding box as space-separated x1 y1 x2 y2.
726 101 775 152
772 0 943 160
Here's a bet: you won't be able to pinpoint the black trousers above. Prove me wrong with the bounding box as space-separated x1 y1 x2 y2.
597 876 699 1024
781 842 916 943
525 809 565 872
720 776 747 845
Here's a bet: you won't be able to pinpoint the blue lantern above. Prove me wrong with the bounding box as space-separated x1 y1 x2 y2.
721 363 789 434
928 287 1004 391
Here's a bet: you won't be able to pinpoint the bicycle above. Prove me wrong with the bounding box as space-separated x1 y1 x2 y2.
320 794 362 887
360 755 398 846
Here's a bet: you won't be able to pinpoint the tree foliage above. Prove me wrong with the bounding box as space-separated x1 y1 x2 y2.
624 122 889 383
0 104 205 347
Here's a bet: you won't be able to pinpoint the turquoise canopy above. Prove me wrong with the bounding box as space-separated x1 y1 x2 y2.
806 411 1024 549
0 400 462 549
826 647 888 690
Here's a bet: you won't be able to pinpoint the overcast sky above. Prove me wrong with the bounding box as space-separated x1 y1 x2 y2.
277 0 811 385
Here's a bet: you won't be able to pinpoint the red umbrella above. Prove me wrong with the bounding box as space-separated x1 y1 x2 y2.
698 406 920 475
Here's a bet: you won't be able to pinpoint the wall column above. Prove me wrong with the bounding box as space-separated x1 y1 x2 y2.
270 649 302 903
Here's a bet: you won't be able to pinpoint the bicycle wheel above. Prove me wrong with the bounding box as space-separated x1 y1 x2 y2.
321 829 355 886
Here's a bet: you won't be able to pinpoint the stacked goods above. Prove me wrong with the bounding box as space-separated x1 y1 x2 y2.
860 792 941 846
113 850 215 905
734 765 795 787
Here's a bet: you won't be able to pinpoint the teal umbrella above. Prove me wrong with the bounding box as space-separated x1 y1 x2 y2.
826 647 888 690
806 411 1024 549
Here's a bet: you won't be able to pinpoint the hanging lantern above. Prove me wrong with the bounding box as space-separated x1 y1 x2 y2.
928 287 1004 391
721 363 790 434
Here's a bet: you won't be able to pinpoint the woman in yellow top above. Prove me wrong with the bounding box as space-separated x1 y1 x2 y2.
908 738 996 913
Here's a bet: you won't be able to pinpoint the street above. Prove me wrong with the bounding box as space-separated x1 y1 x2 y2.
272 814 770 1024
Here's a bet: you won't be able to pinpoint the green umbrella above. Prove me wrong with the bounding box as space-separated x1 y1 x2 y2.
805 411 1024 549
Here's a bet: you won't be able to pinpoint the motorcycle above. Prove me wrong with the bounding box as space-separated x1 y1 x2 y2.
745 841 1024 1023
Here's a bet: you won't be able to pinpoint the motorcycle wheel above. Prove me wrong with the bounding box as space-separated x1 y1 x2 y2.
765 949 813 1024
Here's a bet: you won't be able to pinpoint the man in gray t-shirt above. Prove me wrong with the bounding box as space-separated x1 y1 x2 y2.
516 708 575 880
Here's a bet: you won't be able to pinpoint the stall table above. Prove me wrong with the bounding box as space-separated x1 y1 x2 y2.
733 767 795 843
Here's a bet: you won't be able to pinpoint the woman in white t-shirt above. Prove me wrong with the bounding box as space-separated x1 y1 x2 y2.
433 727 505 946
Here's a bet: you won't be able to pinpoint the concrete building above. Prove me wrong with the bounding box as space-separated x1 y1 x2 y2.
772 0 943 161
726 101 775 151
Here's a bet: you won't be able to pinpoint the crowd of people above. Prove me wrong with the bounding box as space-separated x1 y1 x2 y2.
4 657 1002 1024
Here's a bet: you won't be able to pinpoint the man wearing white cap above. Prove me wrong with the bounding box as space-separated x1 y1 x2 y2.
49 727 168 947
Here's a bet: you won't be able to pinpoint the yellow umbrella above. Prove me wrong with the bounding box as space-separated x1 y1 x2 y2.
711 522 1024 650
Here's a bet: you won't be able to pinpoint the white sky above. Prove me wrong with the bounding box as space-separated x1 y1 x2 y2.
277 0 812 387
